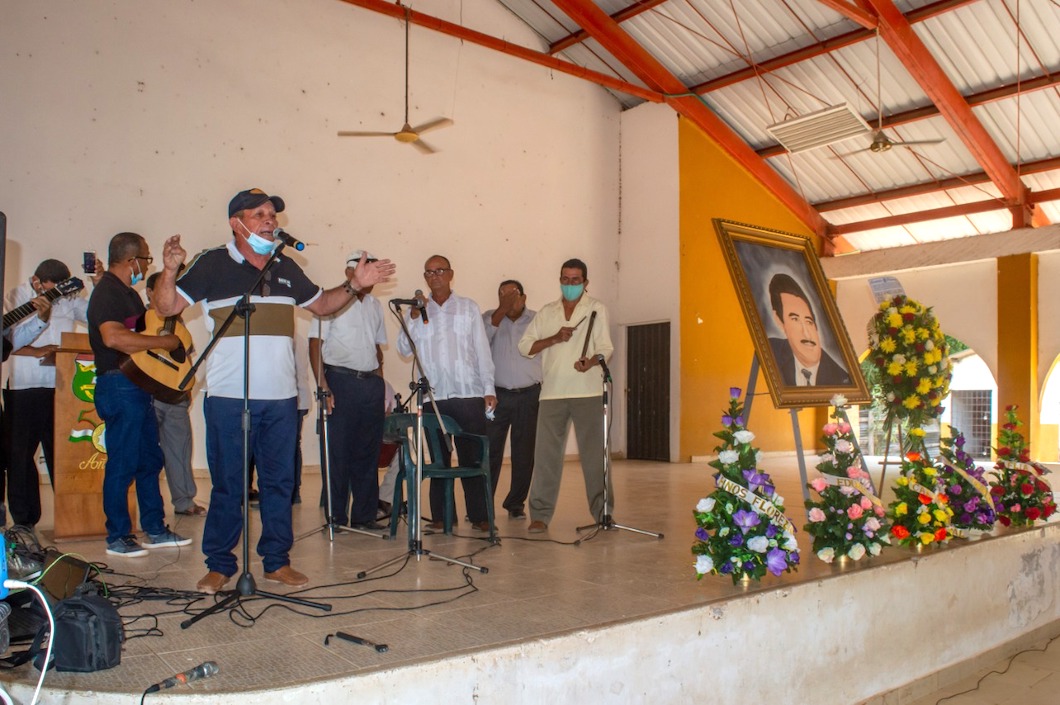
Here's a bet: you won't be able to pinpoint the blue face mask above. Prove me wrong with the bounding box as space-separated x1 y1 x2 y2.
561 283 584 301
130 259 144 286
240 220 278 255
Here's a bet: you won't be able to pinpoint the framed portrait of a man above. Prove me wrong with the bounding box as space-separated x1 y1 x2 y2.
713 219 870 409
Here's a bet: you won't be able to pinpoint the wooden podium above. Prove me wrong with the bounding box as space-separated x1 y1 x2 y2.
53 332 136 539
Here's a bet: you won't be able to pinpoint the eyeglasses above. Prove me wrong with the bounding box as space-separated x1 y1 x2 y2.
423 268 451 277
134 255 154 265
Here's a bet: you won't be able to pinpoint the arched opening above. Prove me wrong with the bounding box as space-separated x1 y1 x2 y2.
939 349 997 460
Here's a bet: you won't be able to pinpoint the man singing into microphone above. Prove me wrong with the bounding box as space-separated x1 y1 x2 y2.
151 188 395 594
518 258 613 533
309 249 388 531
397 255 496 533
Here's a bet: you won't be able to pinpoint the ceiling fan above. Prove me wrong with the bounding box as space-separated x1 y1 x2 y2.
337 9 453 154
840 31 944 156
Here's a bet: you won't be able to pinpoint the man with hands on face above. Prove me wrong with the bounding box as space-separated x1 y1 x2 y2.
483 280 542 520
397 255 496 533
518 258 613 534
151 188 395 594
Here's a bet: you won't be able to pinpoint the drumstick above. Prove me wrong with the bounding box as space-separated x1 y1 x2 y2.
580 311 597 359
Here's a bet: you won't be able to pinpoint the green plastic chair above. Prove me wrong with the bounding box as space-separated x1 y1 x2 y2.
383 413 496 541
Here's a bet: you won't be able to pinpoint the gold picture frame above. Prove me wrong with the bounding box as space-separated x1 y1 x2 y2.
713 219 870 409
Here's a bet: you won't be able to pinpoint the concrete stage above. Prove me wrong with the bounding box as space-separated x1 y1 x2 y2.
1 457 1057 704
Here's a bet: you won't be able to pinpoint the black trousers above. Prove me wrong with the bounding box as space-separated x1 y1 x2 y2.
487 384 540 512
2 388 55 526
323 367 384 525
425 397 489 524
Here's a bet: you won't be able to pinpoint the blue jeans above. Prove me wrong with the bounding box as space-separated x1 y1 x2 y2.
203 395 297 576
95 372 167 544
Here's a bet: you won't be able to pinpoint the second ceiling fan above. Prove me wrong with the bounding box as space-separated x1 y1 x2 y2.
338 8 452 154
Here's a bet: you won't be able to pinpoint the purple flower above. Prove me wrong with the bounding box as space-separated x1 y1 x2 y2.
948 484 962 496
959 513 972 525
734 416 745 427
729 534 744 547
765 524 778 538
765 548 788 576
789 551 801 565
732 509 760 534
695 527 709 541
720 561 733 574
963 498 980 513
742 469 769 495
722 414 733 426
729 387 741 399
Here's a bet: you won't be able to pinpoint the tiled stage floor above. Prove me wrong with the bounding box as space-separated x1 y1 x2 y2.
2 456 1056 703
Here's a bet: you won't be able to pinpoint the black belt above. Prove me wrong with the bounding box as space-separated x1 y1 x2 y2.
324 364 378 379
497 383 541 394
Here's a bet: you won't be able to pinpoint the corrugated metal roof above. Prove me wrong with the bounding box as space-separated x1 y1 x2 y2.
492 0 1060 251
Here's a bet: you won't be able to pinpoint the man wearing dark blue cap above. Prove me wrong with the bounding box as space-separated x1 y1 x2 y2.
151 188 395 594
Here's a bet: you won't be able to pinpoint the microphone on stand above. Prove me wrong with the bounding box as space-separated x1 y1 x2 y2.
414 290 429 324
390 293 429 323
595 353 612 383
272 228 306 251
145 661 220 694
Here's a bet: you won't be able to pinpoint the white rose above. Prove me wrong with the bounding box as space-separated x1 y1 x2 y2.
782 536 798 551
817 547 835 563
694 554 714 575
818 452 835 464
733 430 755 444
848 543 867 560
835 439 854 454
695 497 715 513
718 450 739 465
747 536 769 553
868 542 882 556
924 340 934 351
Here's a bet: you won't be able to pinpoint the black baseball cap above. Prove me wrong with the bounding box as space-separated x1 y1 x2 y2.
228 188 286 218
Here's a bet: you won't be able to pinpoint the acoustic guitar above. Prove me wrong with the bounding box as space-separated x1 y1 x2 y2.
2 277 85 361
119 309 195 403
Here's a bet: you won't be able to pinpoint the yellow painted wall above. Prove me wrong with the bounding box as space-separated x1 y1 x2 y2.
678 117 827 458
997 254 1040 449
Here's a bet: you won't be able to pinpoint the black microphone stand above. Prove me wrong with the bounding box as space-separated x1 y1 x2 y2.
576 356 664 540
182 242 330 629
356 301 488 579
297 321 389 542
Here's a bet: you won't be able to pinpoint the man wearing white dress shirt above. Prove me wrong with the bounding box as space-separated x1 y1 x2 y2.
398 255 496 532
2 259 88 527
309 249 388 530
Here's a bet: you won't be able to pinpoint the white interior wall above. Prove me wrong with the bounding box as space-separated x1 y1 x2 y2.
833 260 999 375
0 0 622 469
1037 252 1060 392
616 103 680 460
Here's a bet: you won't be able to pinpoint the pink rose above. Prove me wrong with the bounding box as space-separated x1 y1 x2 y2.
838 422 851 434
874 505 885 517
860 497 873 510
823 423 839 435
808 507 826 522
811 477 828 493
847 504 864 520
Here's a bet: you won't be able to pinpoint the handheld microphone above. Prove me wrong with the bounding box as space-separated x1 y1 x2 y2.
595 353 612 382
272 228 306 251
414 289 429 324
145 661 219 694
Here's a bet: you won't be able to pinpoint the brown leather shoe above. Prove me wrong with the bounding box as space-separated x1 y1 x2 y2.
196 571 230 595
264 565 309 588
528 520 548 533
471 521 492 532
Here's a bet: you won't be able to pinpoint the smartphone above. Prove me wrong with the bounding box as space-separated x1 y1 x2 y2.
82 251 97 275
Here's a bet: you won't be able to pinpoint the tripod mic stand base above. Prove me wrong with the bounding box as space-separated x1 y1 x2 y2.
356 540 491 579
180 571 332 630
297 520 390 542
576 514 664 539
